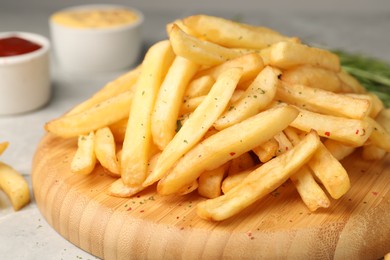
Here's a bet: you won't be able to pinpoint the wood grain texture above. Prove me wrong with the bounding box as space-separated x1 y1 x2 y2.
32 133 390 260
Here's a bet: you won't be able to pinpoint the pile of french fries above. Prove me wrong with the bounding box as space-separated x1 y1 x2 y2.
45 14 390 221
0 141 30 211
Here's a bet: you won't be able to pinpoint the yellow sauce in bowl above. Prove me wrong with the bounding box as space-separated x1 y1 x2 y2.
51 8 139 29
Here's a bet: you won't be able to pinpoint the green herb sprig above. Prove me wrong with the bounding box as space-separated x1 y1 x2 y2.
333 50 390 107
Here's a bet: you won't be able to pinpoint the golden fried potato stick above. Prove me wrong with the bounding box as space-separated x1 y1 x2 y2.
168 24 241 66
198 164 228 199
322 139 355 161
281 65 342 92
66 65 141 116
194 53 264 84
157 104 299 195
108 118 128 143
365 117 390 153
108 153 161 197
290 106 373 146
0 141 9 156
184 75 215 99
45 90 134 138
95 127 120 177
71 132 96 175
0 162 30 211
121 40 175 187
214 66 280 130
151 56 199 150
338 69 367 94
144 67 243 187
276 82 371 119
252 138 278 163
269 41 340 71
196 130 321 221
183 14 298 49
362 144 386 161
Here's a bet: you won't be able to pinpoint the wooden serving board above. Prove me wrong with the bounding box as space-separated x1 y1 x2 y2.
32 133 390 260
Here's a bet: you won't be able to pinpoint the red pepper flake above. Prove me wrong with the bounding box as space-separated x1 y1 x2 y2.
229 152 236 156
324 131 330 137
355 129 359 135
285 146 289 151
127 207 132 211
372 191 378 196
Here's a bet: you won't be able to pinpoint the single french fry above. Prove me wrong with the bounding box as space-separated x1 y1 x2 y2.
184 75 215 98
375 108 390 134
227 152 256 175
366 117 390 153
196 130 321 221
276 82 371 119
214 66 280 130
269 41 340 71
0 162 30 210
338 69 367 94
180 89 244 115
71 132 96 175
183 14 298 49
108 153 161 197
290 106 373 146
95 127 120 177
307 141 351 199
194 53 264 84
221 168 252 194
281 65 342 92
152 56 199 150
109 118 128 143
362 144 386 161
322 138 356 161
144 67 243 187
66 65 141 116
157 104 299 195
252 138 278 163
45 91 134 138
198 164 228 199
121 40 175 187
168 24 241 66
345 93 384 118
0 141 9 156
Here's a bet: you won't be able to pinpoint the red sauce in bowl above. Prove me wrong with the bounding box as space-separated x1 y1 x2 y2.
0 36 42 57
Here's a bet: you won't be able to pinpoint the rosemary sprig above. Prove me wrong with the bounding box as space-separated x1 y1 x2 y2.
333 50 390 107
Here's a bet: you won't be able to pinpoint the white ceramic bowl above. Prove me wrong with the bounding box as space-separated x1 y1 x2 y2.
50 4 144 73
0 32 51 115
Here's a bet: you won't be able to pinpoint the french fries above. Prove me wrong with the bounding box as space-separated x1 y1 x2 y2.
0 162 30 211
0 143 30 211
71 132 96 175
183 14 298 49
144 67 243 186
157 104 299 195
168 24 241 66
196 130 321 221
44 14 390 221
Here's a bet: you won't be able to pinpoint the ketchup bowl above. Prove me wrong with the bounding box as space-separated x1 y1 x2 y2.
50 4 144 73
0 32 51 115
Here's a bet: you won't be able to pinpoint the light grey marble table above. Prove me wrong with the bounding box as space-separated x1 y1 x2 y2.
0 2 389 259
